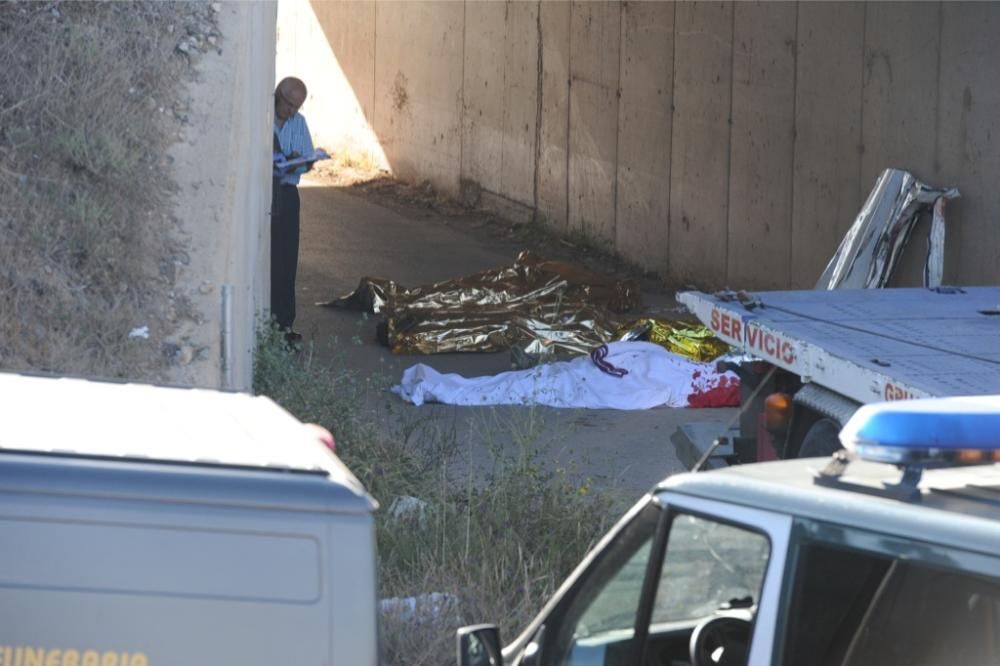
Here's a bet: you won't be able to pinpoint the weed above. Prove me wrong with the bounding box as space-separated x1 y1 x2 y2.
253 321 364 443
332 149 379 172
253 323 618 665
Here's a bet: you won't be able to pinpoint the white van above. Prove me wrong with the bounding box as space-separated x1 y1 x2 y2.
0 373 378 666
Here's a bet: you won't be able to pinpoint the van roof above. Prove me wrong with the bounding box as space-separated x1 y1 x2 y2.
0 373 372 509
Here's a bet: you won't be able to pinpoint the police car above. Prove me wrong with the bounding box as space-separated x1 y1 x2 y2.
459 396 1000 666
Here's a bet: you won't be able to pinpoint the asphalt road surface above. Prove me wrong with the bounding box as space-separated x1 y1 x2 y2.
294 178 735 500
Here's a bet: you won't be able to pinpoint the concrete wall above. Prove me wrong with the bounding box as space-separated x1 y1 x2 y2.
168 2 277 390
279 0 1000 289
276 1 387 167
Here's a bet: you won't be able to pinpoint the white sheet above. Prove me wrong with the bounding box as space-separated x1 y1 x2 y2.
392 341 738 410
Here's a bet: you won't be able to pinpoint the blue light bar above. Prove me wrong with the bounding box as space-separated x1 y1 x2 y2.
840 396 1000 466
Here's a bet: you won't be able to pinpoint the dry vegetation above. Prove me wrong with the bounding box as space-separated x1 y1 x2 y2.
254 327 622 665
0 2 202 379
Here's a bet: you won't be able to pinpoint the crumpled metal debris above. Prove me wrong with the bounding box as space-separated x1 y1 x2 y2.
924 196 948 289
321 251 640 355
616 319 730 362
817 168 959 290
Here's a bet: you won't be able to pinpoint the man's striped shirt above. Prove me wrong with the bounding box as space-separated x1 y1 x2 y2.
274 112 314 186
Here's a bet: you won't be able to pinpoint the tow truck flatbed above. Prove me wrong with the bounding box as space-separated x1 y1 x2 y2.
679 287 1000 406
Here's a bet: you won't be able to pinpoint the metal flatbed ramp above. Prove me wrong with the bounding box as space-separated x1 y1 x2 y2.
679 287 1000 405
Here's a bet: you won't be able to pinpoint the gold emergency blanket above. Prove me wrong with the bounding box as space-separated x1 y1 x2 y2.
616 319 730 362
321 252 640 355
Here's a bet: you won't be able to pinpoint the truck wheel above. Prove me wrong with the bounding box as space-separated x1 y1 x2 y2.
797 418 843 458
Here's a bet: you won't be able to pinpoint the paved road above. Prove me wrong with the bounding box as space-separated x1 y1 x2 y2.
294 181 735 499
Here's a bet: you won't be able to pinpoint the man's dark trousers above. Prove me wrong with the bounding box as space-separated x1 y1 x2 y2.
271 181 300 331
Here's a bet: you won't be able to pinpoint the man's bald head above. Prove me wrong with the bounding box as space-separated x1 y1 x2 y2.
275 76 307 122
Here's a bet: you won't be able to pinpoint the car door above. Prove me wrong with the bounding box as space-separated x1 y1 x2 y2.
514 493 791 666
777 519 1000 666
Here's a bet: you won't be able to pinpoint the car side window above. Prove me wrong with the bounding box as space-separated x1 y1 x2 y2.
782 539 1000 666
642 514 769 666
650 514 770 624
548 506 770 666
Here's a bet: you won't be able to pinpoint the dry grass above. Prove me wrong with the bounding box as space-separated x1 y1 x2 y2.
374 407 618 665
307 149 387 188
0 2 192 379
253 325 621 665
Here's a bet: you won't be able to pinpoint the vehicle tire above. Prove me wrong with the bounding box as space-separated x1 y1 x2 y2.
797 417 843 458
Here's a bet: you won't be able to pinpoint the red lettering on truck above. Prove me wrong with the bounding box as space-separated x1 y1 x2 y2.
745 324 796 364
709 309 742 342
883 383 916 401
712 310 796 364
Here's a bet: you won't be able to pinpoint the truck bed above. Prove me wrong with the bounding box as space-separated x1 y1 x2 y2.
679 287 1000 405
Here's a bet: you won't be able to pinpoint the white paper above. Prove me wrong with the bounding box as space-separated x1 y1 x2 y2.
274 148 330 172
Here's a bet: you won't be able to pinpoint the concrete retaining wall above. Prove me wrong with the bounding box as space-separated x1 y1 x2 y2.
279 0 1000 289
168 2 277 390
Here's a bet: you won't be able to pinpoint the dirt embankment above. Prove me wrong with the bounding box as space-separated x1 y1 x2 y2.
0 1 221 381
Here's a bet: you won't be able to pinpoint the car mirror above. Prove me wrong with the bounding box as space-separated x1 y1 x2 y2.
457 624 502 666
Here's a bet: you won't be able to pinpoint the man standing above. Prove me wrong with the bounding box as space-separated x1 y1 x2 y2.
271 76 314 343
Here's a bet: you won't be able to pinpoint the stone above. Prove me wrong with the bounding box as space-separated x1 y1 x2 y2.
176 345 195 366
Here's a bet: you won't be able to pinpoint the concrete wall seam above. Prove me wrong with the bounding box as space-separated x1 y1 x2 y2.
532 0 543 217
724 2 736 284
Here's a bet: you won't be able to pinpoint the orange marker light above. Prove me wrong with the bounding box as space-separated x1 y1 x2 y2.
764 393 793 431
957 449 985 464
